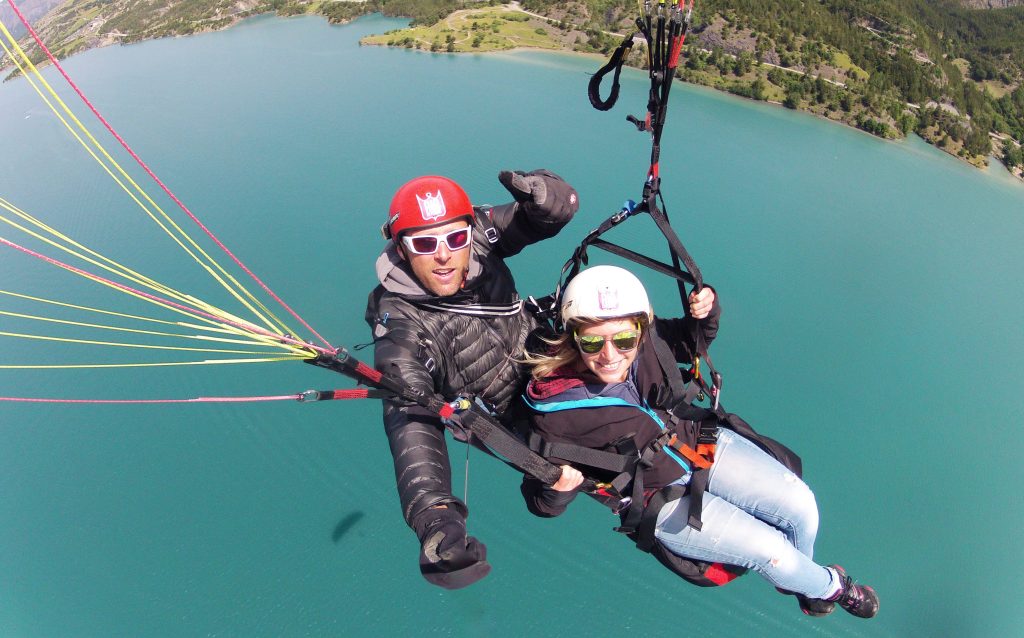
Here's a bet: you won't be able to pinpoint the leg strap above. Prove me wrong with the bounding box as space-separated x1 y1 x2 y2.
635 484 687 552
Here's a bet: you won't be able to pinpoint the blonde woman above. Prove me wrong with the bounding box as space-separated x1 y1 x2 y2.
521 265 878 619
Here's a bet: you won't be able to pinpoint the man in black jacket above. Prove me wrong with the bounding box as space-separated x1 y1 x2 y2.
365 170 578 589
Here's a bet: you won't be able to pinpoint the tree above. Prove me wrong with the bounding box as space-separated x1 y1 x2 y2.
840 91 852 112
736 51 754 76
752 77 766 101
1004 143 1023 168
783 85 801 109
814 76 828 104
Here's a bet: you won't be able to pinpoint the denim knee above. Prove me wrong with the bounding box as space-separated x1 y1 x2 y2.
782 474 820 553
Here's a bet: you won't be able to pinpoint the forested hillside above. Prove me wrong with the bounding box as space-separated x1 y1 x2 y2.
522 0 1024 174
682 0 1024 170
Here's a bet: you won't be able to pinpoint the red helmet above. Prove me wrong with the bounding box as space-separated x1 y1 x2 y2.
382 175 475 239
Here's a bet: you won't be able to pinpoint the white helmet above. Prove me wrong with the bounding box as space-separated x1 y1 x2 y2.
560 265 652 326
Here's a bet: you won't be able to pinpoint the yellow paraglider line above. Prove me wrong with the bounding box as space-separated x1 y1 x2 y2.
1 234 321 360
0 16 344 353
0 308 282 347
0 197 253 321
0 330 301 356
0 357 302 370
0 289 261 337
0 27 298 338
0 6 348 398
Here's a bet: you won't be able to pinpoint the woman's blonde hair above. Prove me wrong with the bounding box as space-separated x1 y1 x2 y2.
523 314 649 381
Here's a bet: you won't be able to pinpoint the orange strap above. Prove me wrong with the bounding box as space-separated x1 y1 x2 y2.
668 434 715 470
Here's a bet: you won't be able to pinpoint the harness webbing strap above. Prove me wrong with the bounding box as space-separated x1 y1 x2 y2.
475 205 501 245
667 435 713 470
587 239 696 286
685 468 710 531
528 432 634 473
306 350 565 487
458 409 563 485
645 201 704 293
635 484 686 552
632 467 709 552
649 322 690 402
0 387 393 404
615 435 666 535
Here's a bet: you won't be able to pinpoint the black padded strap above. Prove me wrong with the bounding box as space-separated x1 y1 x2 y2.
649 324 689 404
529 432 634 473
457 407 562 485
588 33 637 111
686 468 709 531
474 205 500 244
635 483 687 552
589 239 695 286
645 197 703 293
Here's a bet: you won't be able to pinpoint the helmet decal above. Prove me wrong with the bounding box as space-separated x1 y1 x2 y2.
560 265 651 326
387 176 473 238
416 190 447 222
597 286 619 311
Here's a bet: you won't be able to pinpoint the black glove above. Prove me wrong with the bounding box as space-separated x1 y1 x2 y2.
411 506 491 590
499 169 579 220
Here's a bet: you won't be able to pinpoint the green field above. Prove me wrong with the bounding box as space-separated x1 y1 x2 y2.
360 6 566 53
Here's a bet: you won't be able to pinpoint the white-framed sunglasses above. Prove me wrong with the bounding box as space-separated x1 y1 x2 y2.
400 226 473 255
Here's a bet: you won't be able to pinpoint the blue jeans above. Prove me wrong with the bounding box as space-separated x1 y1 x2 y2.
654 429 839 599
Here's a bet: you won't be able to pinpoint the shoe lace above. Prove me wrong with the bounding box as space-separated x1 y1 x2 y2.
840 583 867 610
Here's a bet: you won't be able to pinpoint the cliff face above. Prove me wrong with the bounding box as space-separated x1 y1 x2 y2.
0 0 64 39
9 0 267 62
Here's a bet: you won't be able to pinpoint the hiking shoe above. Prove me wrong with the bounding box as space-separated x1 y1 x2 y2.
797 594 836 617
828 565 879 619
776 587 835 617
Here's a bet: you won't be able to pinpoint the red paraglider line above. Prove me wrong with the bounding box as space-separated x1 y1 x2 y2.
0 237 333 356
5 0 336 353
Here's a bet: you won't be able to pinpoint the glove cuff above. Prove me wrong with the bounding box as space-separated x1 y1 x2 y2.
421 551 491 590
411 505 465 542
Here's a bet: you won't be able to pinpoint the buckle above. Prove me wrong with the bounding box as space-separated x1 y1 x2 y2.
484 226 499 244
612 495 632 515
698 425 719 444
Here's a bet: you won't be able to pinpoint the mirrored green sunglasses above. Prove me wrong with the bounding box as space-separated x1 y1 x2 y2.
575 328 642 355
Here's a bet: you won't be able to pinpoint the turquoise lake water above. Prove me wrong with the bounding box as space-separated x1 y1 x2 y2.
2 13 1023 637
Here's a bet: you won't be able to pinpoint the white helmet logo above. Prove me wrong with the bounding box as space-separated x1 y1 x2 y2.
416 190 446 221
597 285 619 311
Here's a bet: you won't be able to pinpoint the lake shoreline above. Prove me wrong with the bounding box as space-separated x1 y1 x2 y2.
5 8 1022 184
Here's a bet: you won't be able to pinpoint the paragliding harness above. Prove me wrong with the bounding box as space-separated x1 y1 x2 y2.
303 348 570 489
524 0 803 587
521 329 803 587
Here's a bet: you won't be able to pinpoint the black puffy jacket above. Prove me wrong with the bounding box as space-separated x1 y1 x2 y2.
365 192 575 526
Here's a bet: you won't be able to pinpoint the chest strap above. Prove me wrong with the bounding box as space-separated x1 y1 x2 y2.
527 431 634 473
